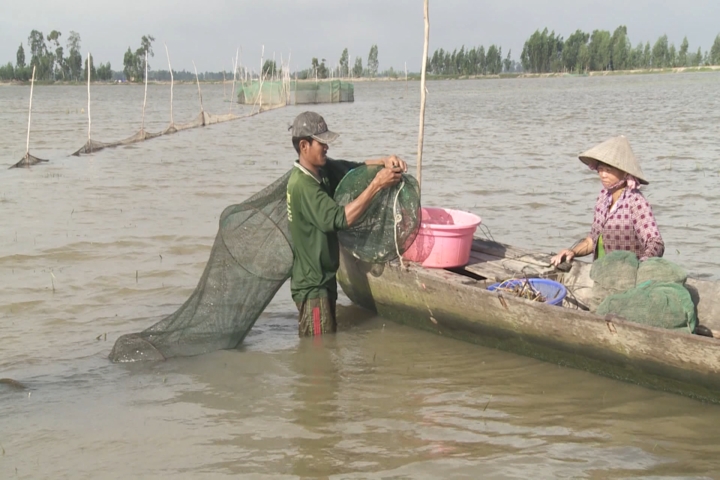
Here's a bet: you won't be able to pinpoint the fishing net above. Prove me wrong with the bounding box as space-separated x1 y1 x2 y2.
597 281 697 333
588 251 697 332
334 165 421 263
636 257 687 285
9 153 49 169
238 80 354 106
109 161 418 362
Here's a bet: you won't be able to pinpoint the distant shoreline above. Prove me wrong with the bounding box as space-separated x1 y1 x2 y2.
1 66 718 86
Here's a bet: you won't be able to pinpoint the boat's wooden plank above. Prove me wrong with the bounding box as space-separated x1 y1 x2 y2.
472 238 554 267
686 278 720 337
465 250 556 282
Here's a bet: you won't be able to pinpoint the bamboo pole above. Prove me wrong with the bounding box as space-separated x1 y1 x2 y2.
164 43 174 126
417 0 430 190
25 65 36 159
141 51 148 131
87 52 92 141
230 47 239 112
192 61 204 114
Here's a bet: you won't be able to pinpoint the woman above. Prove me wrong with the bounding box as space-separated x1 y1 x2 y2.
550 135 664 266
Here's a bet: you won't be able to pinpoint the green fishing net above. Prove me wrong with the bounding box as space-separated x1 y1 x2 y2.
588 251 696 332
597 281 697 333
334 165 421 263
109 162 420 362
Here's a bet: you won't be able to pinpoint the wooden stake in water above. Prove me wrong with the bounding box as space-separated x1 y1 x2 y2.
230 47 239 112
24 65 36 161
141 51 148 131
87 52 92 141
417 0 430 190
164 43 174 126
192 61 204 114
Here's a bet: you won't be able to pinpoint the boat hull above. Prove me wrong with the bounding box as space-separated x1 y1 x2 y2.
338 244 720 403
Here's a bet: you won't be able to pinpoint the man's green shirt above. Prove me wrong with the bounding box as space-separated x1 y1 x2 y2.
286 158 359 303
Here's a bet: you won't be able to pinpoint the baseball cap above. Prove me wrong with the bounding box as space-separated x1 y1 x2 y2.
290 111 339 144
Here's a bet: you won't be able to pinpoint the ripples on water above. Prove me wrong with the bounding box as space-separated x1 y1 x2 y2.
1 74 720 478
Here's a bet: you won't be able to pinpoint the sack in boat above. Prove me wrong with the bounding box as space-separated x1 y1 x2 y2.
636 257 687 285
596 280 697 333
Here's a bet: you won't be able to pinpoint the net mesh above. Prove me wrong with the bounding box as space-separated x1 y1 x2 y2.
109 161 417 362
238 80 354 106
588 250 697 332
334 165 421 263
9 153 49 169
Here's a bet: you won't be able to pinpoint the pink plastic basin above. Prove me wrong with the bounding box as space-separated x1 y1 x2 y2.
402 207 482 268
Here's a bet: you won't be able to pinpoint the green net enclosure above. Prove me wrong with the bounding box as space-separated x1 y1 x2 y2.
334 165 421 263
109 161 417 362
237 81 289 107
292 80 355 104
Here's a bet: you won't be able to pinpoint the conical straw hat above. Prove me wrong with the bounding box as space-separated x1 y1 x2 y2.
578 135 648 185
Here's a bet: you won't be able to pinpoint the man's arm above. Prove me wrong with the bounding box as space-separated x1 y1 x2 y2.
344 167 403 226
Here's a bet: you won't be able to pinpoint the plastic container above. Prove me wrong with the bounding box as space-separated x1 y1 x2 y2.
401 207 482 268
487 278 567 306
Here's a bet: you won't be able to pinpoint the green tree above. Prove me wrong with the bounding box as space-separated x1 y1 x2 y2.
667 43 677 67
563 30 589 73
643 41 651 68
588 29 611 71
577 43 590 72
123 47 139 81
477 45 486 74
610 26 630 70
83 54 97 81
16 43 26 69
692 47 702 67
710 34 720 65
678 37 689 67
339 48 349 77
137 34 155 68
96 62 113 81
66 31 83 81
46 30 62 79
27 29 51 79
0 62 14 81
352 56 363 77
262 60 278 77
652 34 669 68
367 44 379 77
503 49 512 73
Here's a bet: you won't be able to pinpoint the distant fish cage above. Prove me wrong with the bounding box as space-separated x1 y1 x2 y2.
237 80 354 106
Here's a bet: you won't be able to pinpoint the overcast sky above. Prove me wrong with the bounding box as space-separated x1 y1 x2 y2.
2 0 719 73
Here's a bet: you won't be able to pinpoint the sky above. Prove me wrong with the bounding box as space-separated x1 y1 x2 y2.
2 0 719 73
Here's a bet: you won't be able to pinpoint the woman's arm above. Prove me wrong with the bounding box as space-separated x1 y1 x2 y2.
550 236 595 266
630 193 665 260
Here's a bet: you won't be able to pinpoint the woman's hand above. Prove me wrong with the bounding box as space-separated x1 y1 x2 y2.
550 249 575 267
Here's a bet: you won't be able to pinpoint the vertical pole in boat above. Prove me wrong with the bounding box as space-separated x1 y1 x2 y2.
142 51 148 132
417 0 430 190
87 52 92 143
165 43 174 126
24 65 36 162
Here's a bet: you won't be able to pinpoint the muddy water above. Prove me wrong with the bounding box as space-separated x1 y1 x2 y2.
1 75 720 478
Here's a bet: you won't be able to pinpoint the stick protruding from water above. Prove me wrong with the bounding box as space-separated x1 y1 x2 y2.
25 65 36 157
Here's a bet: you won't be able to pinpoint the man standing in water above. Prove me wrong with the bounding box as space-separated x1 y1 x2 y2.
287 111 406 336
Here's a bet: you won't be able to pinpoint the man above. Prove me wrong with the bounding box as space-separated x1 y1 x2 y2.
286 111 406 336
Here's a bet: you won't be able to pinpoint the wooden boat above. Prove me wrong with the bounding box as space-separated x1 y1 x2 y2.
338 238 720 403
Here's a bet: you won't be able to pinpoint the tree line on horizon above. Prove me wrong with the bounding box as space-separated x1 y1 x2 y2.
520 27 720 74
3 27 720 83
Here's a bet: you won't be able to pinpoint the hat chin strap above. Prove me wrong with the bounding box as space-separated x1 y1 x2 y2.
607 174 639 192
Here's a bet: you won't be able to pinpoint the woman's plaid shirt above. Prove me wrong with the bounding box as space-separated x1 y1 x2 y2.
589 188 664 261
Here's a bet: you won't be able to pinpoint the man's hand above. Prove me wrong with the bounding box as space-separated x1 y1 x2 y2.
382 155 408 173
372 166 403 190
